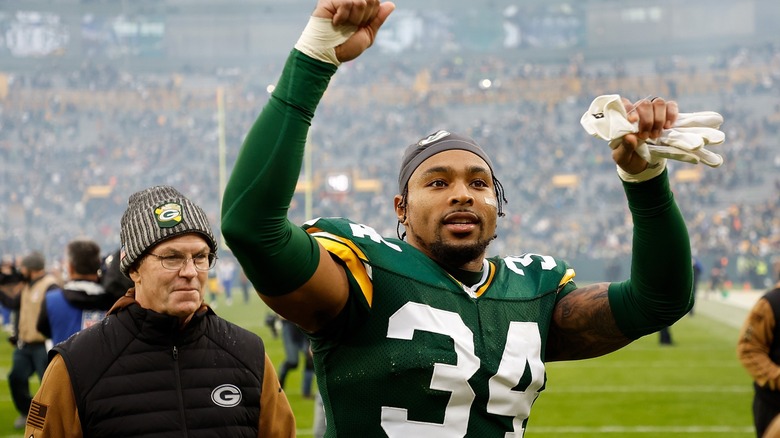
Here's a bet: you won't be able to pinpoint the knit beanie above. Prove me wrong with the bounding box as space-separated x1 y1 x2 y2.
119 186 217 277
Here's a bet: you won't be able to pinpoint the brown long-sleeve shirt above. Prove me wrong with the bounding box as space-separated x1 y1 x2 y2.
738 284 780 390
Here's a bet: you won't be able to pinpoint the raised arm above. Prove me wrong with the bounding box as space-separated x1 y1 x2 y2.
546 97 694 361
221 0 394 332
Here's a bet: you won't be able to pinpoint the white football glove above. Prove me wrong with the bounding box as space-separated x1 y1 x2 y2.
580 95 726 168
580 94 649 157
647 112 725 167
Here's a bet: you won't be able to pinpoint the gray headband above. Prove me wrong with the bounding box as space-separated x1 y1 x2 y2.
398 130 495 193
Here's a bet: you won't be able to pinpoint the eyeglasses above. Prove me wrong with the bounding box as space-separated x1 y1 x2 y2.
147 253 218 272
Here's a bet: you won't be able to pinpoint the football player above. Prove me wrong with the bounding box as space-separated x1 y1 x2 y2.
222 0 694 436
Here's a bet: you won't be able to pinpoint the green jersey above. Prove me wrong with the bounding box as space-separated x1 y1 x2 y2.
304 217 576 437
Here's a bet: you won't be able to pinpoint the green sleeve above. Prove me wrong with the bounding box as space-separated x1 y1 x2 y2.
607 169 694 339
221 50 338 295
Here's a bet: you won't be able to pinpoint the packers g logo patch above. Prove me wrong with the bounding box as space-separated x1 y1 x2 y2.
154 202 183 228
211 384 242 407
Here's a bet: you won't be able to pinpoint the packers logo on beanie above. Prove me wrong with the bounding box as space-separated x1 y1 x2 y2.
119 186 217 277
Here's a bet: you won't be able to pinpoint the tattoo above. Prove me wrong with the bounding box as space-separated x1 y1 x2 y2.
546 282 631 361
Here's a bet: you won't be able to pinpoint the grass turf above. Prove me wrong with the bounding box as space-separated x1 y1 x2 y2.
0 291 753 437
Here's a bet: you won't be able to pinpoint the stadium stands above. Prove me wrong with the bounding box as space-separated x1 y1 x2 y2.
1 42 778 283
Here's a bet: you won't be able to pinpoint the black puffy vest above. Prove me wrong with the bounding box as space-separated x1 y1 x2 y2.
53 304 263 437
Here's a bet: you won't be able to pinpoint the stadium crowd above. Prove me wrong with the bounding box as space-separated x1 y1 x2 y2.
1 41 779 283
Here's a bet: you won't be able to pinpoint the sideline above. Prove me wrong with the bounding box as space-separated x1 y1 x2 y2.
529 425 754 434
694 289 760 329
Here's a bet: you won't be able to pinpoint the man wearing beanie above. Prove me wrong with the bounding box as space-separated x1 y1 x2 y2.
0 251 59 430
26 186 295 437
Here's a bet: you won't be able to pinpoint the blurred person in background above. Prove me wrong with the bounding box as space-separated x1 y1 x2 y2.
24 186 294 437
0 251 59 429
37 239 115 345
217 255 237 306
206 264 221 306
690 255 703 315
709 257 728 295
238 266 253 304
0 255 24 333
737 271 780 437
658 326 674 346
278 317 315 399
100 247 135 301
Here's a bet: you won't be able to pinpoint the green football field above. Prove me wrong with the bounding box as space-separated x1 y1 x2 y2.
0 292 754 437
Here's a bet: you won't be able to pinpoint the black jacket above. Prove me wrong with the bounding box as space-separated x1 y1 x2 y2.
53 297 265 437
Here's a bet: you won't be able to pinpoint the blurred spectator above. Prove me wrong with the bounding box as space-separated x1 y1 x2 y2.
100 248 134 301
0 251 60 429
0 256 24 331
690 256 703 316
37 239 115 345
709 257 729 294
238 266 253 304
217 256 237 306
278 318 314 399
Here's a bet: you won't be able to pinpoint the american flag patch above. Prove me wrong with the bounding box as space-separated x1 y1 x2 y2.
82 310 106 330
28 400 47 430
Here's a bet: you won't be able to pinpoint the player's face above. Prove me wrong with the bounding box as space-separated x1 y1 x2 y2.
397 149 498 271
130 233 209 325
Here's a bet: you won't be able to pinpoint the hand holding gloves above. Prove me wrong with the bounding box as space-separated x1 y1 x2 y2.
580 94 725 168
649 111 725 167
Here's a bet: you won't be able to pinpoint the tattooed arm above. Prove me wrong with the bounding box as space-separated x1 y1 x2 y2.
545 170 693 362
546 283 631 361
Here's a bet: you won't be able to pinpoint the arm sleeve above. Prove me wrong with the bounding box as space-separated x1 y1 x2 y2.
24 354 83 438
258 354 296 437
737 298 780 389
607 169 694 339
221 50 337 295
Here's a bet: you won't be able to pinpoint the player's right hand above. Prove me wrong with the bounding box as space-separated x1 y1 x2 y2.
312 0 395 63
613 97 678 175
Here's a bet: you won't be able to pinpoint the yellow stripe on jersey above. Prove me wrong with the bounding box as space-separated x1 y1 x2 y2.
558 268 576 289
309 230 374 307
474 260 497 298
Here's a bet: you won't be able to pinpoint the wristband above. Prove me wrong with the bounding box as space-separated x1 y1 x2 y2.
294 16 357 66
616 157 666 183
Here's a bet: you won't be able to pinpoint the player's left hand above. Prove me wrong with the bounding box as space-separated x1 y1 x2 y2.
613 97 678 175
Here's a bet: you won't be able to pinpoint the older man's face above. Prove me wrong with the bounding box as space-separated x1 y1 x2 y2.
130 233 211 324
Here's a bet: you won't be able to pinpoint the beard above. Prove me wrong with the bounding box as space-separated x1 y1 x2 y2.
426 234 494 269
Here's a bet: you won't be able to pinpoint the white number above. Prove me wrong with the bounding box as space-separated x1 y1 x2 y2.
382 302 544 437
350 223 402 252
504 254 557 276
487 322 545 438
383 303 478 437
